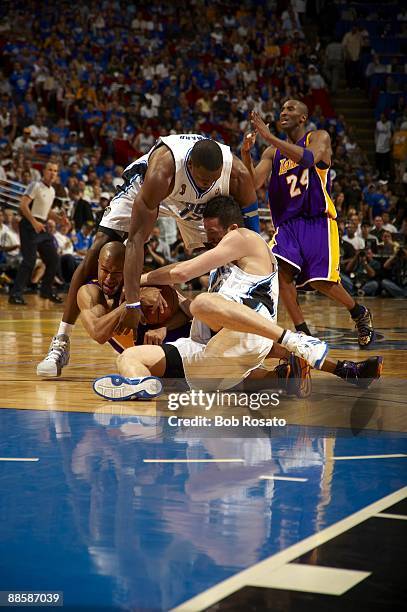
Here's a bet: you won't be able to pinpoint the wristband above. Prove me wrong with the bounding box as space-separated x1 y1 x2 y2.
242 201 260 233
299 148 314 168
125 302 141 309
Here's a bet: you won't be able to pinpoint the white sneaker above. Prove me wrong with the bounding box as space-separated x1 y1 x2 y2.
36 334 70 377
93 374 163 401
283 332 328 369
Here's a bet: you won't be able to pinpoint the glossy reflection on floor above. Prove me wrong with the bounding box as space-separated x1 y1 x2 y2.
0 409 406 611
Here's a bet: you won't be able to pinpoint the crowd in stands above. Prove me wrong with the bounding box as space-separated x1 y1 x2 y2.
0 0 406 298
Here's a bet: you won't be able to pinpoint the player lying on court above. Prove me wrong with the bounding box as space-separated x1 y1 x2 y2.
79 241 314 398
38 135 260 377
77 242 192 352
93 197 383 401
241 101 375 349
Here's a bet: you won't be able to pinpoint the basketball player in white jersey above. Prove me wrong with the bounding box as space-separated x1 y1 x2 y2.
93 197 383 400
37 135 260 377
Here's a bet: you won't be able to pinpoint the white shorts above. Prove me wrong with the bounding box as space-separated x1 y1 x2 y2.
168 328 274 391
100 177 206 250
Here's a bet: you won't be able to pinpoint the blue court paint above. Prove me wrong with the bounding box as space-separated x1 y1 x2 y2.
315 326 407 350
0 408 406 611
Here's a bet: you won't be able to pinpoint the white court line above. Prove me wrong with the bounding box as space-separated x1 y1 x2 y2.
330 454 407 460
375 512 407 521
0 457 39 462
143 459 245 464
249 563 371 596
171 486 407 611
259 475 308 482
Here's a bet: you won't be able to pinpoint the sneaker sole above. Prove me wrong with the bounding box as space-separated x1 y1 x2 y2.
358 330 376 349
93 375 163 401
37 363 62 377
314 342 328 370
36 357 69 377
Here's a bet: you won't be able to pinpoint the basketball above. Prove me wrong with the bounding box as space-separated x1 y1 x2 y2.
140 285 179 326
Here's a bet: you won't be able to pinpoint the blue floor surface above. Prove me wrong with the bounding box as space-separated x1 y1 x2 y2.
0 408 406 611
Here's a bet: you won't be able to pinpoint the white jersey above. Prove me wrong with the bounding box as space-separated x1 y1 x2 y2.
119 134 232 220
104 134 233 248
190 248 279 345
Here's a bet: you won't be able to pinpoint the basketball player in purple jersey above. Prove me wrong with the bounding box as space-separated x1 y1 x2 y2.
242 100 374 348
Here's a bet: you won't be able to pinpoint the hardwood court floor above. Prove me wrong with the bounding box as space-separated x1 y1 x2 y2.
1 294 406 431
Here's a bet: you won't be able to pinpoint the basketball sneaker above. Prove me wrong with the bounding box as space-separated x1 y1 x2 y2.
93 374 163 401
288 353 312 398
335 356 383 388
282 331 328 369
352 306 375 348
36 334 70 377
274 354 312 398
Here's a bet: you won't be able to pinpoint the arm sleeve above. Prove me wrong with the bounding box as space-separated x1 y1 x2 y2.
241 201 260 233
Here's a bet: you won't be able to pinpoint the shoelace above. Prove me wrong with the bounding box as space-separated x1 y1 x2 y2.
355 312 372 338
45 338 67 361
341 361 359 381
274 360 289 379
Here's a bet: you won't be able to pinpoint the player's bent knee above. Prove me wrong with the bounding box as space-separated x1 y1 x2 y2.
117 347 139 368
190 293 215 317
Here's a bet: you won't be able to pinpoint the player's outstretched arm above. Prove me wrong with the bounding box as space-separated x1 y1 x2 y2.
251 111 331 166
77 284 127 344
141 230 251 286
240 132 275 190
124 153 174 320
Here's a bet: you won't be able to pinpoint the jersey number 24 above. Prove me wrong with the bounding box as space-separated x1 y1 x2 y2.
286 169 309 198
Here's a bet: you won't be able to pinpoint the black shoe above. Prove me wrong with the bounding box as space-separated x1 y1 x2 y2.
9 295 27 305
353 306 375 348
40 292 63 303
335 356 383 388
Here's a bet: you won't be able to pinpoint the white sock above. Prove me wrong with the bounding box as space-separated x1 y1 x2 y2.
57 322 73 337
279 329 297 352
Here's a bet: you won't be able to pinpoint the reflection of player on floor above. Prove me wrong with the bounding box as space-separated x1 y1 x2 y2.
93 197 382 401
38 135 260 377
77 242 191 352
242 101 375 348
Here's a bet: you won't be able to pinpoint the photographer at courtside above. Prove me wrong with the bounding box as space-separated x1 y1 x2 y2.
347 248 381 296
382 247 407 297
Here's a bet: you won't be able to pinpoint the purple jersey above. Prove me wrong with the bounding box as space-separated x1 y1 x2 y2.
268 132 336 228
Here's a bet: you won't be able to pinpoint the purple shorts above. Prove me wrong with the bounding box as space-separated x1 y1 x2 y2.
271 215 340 288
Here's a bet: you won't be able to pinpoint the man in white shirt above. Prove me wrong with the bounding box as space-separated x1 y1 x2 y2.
308 65 326 90
28 116 49 145
375 113 392 179
0 208 19 261
9 162 65 305
12 128 36 155
382 211 398 234
324 39 343 93
343 222 365 251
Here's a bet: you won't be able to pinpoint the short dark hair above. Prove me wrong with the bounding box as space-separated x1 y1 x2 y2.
203 196 244 228
190 139 223 171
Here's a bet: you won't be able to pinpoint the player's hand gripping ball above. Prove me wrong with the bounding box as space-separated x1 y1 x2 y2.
140 285 179 325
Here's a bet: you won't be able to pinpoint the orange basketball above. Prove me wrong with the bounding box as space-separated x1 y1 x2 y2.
140 285 179 326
